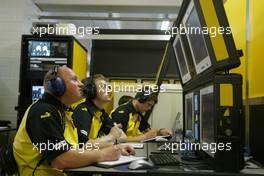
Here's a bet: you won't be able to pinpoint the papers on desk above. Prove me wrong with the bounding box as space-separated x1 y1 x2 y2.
142 135 171 142
122 143 144 149
96 155 146 168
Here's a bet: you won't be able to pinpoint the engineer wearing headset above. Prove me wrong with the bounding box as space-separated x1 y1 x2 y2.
13 66 133 176
72 74 128 146
111 87 172 142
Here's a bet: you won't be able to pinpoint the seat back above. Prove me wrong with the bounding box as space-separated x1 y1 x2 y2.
0 129 18 176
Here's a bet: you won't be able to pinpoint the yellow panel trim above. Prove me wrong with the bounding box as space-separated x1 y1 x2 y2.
220 84 233 106
200 0 229 61
224 108 230 117
72 40 87 81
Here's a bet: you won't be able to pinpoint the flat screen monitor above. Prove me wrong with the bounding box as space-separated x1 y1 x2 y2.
32 86 45 101
28 41 68 71
185 92 194 137
182 0 212 74
172 34 191 84
200 85 215 157
29 41 51 57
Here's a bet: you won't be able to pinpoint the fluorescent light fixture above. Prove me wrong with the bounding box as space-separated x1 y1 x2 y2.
161 21 170 30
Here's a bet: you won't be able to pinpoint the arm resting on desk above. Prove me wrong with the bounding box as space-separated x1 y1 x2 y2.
125 128 172 142
125 128 158 142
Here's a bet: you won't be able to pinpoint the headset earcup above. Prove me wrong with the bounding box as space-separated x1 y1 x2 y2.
135 92 147 103
48 77 66 96
88 82 96 99
84 77 97 100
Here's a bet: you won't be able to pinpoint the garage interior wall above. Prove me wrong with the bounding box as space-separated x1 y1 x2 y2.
0 0 40 127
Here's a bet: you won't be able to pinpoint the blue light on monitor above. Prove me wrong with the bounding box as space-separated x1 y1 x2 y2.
194 95 198 111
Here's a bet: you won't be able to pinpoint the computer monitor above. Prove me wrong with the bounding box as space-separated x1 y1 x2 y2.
29 41 51 57
28 41 68 71
182 0 212 74
172 34 191 84
32 85 45 101
200 85 215 157
185 92 194 137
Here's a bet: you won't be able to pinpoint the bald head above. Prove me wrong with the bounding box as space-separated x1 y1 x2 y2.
44 65 84 106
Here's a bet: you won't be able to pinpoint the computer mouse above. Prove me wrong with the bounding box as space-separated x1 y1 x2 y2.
128 159 154 170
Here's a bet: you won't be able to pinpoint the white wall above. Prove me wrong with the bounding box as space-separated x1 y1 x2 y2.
0 0 40 127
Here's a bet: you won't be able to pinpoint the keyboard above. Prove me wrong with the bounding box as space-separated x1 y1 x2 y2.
149 153 180 166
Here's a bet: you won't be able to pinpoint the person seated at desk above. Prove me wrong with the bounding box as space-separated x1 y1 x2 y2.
13 66 132 176
72 74 128 146
111 87 172 142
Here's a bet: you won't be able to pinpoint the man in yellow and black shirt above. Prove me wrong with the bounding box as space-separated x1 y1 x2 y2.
73 74 127 146
111 88 172 142
13 66 125 176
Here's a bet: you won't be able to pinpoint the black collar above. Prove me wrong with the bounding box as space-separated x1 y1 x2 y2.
84 99 105 116
128 101 143 117
41 93 68 113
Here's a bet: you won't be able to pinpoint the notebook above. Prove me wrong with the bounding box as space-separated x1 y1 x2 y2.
96 155 146 168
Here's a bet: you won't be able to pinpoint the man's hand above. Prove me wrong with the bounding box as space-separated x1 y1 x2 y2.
98 145 121 162
118 144 135 156
143 128 158 140
118 130 127 143
109 124 123 139
158 128 172 136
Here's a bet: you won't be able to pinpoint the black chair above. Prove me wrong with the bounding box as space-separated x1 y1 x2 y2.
0 132 18 176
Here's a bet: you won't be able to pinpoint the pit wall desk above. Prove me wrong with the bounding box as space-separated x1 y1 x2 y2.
65 142 264 176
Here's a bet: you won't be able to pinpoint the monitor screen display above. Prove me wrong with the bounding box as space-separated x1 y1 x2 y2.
194 94 199 112
28 41 68 71
200 85 215 157
185 93 193 137
183 1 211 74
194 94 199 141
173 35 191 84
29 41 51 57
32 86 45 101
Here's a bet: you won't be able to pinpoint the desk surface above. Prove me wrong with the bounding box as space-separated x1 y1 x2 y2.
65 143 264 176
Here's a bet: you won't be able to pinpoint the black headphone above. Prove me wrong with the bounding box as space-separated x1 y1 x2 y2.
83 76 97 100
135 87 156 103
47 66 66 97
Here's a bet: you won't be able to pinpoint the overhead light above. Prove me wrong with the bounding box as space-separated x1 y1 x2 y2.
161 21 170 30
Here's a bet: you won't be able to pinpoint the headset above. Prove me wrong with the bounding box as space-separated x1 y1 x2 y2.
83 76 97 100
47 66 66 97
135 87 157 103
